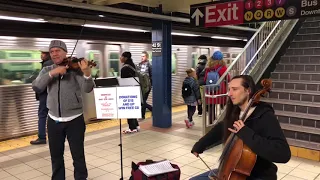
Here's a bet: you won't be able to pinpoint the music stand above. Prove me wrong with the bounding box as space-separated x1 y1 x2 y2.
94 77 140 180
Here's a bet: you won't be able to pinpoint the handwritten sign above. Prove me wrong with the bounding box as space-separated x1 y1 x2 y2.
117 86 142 119
93 87 117 119
93 86 142 119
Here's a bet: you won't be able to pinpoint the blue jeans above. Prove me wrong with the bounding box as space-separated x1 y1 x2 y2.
38 93 49 139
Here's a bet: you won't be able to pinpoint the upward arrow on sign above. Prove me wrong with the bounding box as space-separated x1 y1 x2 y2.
191 8 204 26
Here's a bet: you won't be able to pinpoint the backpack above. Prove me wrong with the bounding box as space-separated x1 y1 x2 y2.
124 64 151 95
182 79 192 98
206 66 222 87
130 160 181 180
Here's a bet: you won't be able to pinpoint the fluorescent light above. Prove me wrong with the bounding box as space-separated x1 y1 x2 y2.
98 15 105 17
83 24 149 33
0 36 17 40
211 36 244 41
171 32 200 37
0 15 47 23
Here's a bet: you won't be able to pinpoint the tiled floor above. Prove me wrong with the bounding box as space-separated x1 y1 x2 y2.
0 110 319 180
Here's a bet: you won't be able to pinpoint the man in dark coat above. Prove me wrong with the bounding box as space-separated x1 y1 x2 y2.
30 48 53 145
195 55 207 116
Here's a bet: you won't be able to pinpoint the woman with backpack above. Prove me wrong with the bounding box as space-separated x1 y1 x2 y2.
204 51 230 124
120 51 140 134
182 68 201 128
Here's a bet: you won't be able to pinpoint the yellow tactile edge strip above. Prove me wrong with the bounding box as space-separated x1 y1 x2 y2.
0 105 187 153
1 105 319 162
290 146 320 162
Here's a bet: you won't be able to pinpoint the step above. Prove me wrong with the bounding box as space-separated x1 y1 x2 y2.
299 26 320 34
295 33 320 41
268 89 320 103
290 41 320 48
304 17 320 22
275 63 320 72
275 110 320 122
272 80 320 91
271 71 320 81
262 98 320 115
281 123 320 136
285 47 320 56
281 124 320 146
302 20 320 28
280 56 320 64
286 137 320 151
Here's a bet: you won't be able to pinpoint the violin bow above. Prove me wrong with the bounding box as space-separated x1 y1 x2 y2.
61 19 86 79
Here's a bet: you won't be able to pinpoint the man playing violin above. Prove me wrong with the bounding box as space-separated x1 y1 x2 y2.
32 40 95 180
191 75 291 180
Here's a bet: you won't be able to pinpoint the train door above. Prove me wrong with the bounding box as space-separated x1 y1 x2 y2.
105 45 121 77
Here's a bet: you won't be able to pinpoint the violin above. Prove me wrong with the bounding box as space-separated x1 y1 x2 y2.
211 79 272 180
59 56 97 70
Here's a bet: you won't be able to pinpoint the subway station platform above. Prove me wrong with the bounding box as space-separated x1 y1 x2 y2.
0 106 319 180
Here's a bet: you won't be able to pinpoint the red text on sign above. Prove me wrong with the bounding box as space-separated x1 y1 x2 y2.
205 1 244 27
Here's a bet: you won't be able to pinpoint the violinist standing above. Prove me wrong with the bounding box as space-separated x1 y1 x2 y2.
191 75 291 180
32 40 95 180
30 47 53 145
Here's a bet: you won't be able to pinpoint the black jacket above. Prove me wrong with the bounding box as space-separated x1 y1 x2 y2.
191 102 291 180
35 59 53 100
121 63 136 78
196 59 207 86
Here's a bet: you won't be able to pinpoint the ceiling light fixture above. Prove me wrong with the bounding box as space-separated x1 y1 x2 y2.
0 15 47 23
211 36 245 41
171 32 201 37
83 24 149 33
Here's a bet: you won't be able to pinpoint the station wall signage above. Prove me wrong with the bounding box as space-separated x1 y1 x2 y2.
190 0 320 27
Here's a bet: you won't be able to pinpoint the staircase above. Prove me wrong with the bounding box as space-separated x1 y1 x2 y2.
264 17 320 151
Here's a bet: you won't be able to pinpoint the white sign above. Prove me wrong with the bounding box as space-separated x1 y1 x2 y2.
93 86 142 119
117 86 142 119
93 87 118 119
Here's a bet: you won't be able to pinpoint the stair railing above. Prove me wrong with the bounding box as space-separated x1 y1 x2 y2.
202 19 297 135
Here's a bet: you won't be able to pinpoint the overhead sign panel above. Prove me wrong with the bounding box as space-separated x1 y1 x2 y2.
191 0 320 27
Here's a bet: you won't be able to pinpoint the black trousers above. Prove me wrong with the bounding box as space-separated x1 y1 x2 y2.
127 119 139 130
141 89 153 119
187 105 196 122
47 115 87 180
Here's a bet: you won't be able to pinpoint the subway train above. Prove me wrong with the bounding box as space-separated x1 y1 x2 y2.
0 36 243 141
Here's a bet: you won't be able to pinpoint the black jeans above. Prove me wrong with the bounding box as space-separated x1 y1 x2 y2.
128 119 139 130
141 89 152 119
38 93 49 139
47 115 87 180
187 105 196 122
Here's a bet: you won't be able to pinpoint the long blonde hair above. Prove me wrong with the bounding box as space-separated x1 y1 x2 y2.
207 56 226 68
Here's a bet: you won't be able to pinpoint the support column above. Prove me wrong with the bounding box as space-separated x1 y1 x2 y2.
151 20 172 128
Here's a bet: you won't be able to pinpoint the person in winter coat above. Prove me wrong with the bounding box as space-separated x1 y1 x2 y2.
195 55 207 117
30 47 53 145
182 68 201 128
191 75 291 180
120 51 140 134
204 51 230 124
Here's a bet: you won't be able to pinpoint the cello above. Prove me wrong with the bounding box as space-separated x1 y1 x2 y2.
210 78 272 180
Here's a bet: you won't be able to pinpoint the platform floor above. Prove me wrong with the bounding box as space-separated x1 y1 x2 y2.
0 107 319 180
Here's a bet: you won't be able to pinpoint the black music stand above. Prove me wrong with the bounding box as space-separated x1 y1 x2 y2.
94 77 124 180
94 77 141 180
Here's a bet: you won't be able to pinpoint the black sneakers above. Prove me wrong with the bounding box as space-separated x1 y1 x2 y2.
30 138 46 145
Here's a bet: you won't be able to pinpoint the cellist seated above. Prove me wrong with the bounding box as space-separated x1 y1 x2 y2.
191 75 291 180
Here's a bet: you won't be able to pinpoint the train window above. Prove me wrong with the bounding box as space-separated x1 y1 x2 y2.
148 52 177 74
0 50 42 86
192 53 198 68
86 50 101 78
109 52 120 77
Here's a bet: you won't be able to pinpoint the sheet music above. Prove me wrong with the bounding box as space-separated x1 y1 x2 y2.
138 160 179 177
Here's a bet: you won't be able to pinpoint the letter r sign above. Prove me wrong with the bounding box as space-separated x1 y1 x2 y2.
205 0 244 27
